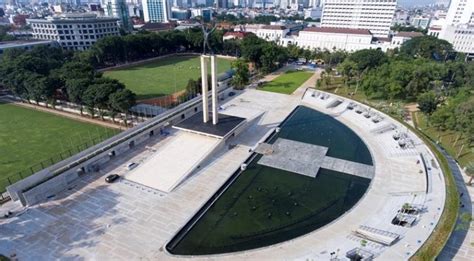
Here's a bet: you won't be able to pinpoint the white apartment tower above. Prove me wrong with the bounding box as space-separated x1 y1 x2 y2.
445 0 474 26
435 0 474 55
142 0 172 22
321 0 397 38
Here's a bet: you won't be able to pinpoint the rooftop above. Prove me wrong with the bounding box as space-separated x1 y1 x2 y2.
26 13 119 23
261 25 287 30
395 31 424 38
223 31 250 38
173 112 246 139
141 22 176 32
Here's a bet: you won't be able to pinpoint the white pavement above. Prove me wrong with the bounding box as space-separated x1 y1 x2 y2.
0 87 446 261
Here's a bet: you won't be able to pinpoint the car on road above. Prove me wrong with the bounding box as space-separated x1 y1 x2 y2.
127 162 138 170
105 174 120 183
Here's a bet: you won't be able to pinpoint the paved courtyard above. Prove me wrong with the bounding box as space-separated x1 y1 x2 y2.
0 86 451 260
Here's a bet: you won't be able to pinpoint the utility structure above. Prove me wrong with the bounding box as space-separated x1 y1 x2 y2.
200 23 219 125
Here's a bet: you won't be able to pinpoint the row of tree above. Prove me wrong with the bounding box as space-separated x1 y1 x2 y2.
0 25 15 41
0 46 136 123
76 28 242 68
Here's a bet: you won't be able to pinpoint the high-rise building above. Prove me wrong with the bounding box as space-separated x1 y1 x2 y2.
444 0 474 26
321 0 397 37
27 13 120 51
431 0 474 55
142 0 171 22
103 0 131 30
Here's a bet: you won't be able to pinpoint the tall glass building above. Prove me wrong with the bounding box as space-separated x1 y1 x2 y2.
142 0 171 23
103 0 131 31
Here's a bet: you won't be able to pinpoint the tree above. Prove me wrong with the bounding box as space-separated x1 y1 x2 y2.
348 49 388 73
417 91 439 115
185 79 199 97
337 60 357 85
109 89 136 124
231 59 250 89
65 78 93 115
465 162 474 186
93 36 126 65
83 78 125 119
400 36 453 60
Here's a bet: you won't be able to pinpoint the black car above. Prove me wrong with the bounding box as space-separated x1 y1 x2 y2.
105 174 120 183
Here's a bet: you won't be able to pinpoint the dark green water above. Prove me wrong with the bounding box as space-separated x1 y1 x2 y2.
167 106 372 255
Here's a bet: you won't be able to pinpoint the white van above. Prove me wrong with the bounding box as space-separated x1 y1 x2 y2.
127 162 138 170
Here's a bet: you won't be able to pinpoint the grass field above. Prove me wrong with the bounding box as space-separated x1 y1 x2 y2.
415 112 473 167
260 70 313 94
103 56 233 100
0 103 120 190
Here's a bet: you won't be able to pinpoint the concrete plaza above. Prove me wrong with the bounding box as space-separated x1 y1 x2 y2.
0 80 455 260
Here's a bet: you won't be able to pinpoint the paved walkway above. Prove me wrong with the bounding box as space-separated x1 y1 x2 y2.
438 148 474 261
0 83 446 260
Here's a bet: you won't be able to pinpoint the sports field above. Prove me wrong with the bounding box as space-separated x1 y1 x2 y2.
103 56 233 100
260 70 313 94
0 103 119 190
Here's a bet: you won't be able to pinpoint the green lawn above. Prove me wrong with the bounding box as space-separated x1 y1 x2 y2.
103 56 233 100
260 70 313 94
415 112 473 167
0 103 120 190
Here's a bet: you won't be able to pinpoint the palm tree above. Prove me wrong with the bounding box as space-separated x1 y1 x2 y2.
465 162 474 186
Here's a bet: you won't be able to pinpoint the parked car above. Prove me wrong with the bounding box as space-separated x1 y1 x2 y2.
105 174 120 183
127 162 138 170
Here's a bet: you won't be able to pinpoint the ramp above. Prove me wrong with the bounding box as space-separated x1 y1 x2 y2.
321 157 375 179
125 131 221 192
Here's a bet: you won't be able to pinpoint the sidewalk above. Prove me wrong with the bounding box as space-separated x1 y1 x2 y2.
292 69 321 97
438 148 474 261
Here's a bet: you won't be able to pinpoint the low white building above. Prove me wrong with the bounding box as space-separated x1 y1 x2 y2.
255 25 289 42
391 31 424 48
291 27 375 52
235 24 289 43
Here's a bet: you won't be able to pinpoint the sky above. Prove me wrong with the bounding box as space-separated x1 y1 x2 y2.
398 0 445 7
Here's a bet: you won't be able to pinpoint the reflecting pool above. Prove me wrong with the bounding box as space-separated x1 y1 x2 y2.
167 106 373 255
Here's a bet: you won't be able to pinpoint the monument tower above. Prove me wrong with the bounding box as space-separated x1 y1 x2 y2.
200 23 219 125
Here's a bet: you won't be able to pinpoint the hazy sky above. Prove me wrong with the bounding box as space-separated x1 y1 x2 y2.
398 0 444 7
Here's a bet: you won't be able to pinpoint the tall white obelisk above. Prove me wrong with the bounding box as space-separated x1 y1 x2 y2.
201 56 209 123
211 55 219 125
